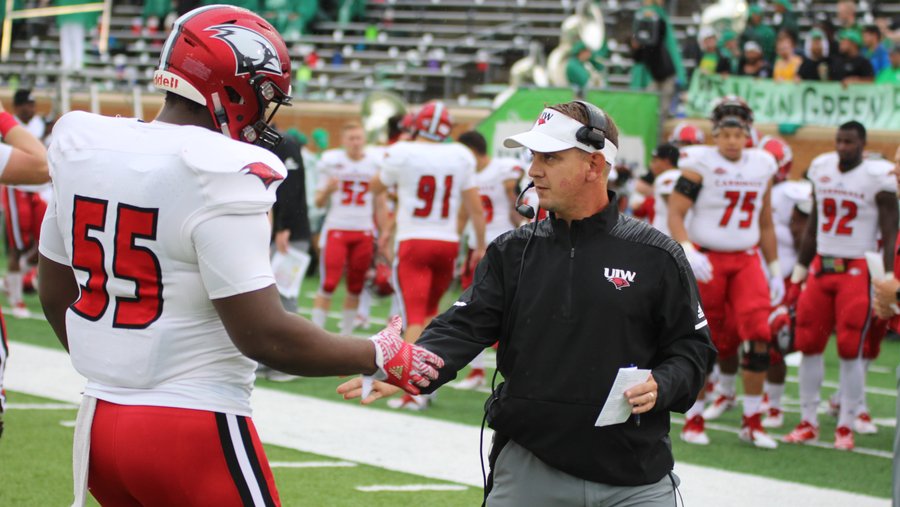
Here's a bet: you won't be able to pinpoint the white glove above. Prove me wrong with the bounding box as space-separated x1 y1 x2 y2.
681 242 713 283
768 261 785 306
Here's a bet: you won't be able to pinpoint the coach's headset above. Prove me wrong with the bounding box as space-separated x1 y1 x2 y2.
514 100 611 219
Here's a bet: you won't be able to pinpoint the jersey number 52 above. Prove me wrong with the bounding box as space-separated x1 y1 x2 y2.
71 195 163 329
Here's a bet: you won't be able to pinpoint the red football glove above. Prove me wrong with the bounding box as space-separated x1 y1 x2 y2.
783 280 802 309
369 315 444 395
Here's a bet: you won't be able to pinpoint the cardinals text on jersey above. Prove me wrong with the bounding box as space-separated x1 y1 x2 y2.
680 145 778 251
808 152 896 259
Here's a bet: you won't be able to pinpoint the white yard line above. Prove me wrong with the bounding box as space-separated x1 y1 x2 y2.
269 461 357 468
356 484 468 492
5 342 890 507
6 402 78 410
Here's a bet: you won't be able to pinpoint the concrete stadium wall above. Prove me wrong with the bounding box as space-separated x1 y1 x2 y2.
12 90 898 176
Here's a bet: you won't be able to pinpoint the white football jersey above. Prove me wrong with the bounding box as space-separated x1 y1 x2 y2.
652 169 681 236
808 152 896 259
681 146 778 251
379 141 476 243
317 147 380 233
771 180 812 275
466 157 522 248
39 111 285 417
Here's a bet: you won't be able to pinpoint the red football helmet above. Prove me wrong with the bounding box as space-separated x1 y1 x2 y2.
154 5 292 148
668 121 705 146
412 101 452 141
372 261 394 297
760 135 794 182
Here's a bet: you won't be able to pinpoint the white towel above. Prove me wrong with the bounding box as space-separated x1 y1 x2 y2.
71 395 96 507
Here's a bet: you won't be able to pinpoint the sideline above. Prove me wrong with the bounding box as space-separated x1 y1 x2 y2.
5 341 890 507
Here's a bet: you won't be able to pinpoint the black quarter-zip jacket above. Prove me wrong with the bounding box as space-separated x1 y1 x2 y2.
418 191 716 486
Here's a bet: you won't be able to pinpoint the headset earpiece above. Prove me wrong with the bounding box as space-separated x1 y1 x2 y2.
573 100 609 150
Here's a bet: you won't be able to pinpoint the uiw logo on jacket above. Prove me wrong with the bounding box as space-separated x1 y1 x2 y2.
604 268 636 290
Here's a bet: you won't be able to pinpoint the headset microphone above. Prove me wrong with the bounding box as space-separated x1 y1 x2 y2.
515 181 536 219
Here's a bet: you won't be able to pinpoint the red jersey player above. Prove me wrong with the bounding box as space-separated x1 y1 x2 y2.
784 121 897 451
668 97 781 449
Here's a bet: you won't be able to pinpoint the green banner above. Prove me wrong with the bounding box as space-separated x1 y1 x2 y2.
476 88 660 172
687 72 900 130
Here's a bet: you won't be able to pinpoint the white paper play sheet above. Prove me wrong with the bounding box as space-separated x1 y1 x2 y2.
595 367 652 427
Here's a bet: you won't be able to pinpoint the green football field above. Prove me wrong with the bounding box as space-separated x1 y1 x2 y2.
1 274 897 505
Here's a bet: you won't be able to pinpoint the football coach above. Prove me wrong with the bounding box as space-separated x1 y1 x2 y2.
340 100 716 506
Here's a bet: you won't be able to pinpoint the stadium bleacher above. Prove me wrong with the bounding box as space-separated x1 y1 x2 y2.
0 0 892 109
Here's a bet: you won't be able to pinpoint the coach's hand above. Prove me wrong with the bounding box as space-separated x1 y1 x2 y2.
873 278 900 319
337 377 401 405
369 316 445 395
625 373 658 414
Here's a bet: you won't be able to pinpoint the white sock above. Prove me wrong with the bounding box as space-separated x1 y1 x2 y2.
311 307 327 328
743 395 763 417
859 360 871 415
356 288 372 321
686 399 705 419
799 354 824 425
340 309 356 335
718 373 737 397
6 272 22 306
765 382 785 410
838 358 864 428
470 350 485 371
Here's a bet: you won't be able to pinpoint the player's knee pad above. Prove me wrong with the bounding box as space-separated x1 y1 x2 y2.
740 341 769 372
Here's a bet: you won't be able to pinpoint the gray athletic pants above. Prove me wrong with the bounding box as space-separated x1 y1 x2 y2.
487 440 679 507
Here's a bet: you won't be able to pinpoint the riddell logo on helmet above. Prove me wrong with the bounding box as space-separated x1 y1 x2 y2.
154 73 179 88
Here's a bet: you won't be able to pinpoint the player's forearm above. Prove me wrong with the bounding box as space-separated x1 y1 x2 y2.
313 190 330 209
4 124 46 158
877 192 899 271
37 255 78 352
796 211 818 268
759 223 778 264
471 213 487 250
254 314 378 376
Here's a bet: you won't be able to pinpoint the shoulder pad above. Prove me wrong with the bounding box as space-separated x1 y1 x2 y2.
782 180 813 202
866 159 894 177
182 135 287 216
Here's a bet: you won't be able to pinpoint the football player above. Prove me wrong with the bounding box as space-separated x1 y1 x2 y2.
312 122 387 335
783 121 897 450
668 121 705 147
36 7 441 505
759 135 810 429
0 95 52 440
648 143 681 236
3 89 50 318
454 130 522 389
371 101 486 409
668 97 781 449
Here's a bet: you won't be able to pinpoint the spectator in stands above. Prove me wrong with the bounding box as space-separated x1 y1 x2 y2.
696 27 719 74
836 0 860 31
56 0 96 72
773 31 802 82
773 0 799 40
204 0 259 12
629 0 686 118
263 0 318 39
742 4 777 63
798 28 831 81
830 28 875 85
739 41 773 78
876 46 900 84
716 29 741 75
875 15 900 46
140 0 171 35
862 25 891 76
566 40 606 98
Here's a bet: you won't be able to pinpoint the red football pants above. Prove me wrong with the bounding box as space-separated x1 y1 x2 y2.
319 229 374 295
795 256 882 359
2 187 46 251
89 400 280 507
395 239 458 326
697 249 771 359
